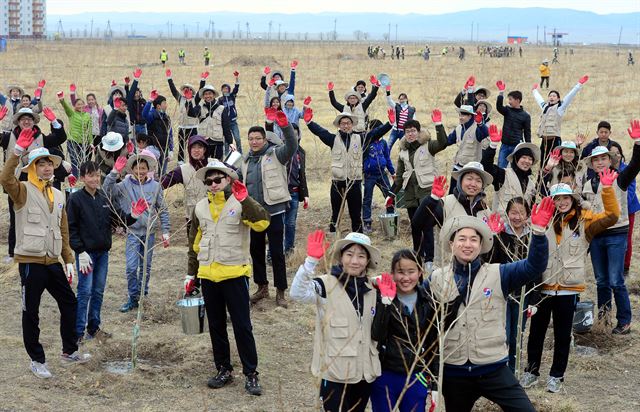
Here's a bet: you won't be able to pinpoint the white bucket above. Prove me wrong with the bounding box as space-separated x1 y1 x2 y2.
224 151 242 169
177 296 208 335
378 213 399 239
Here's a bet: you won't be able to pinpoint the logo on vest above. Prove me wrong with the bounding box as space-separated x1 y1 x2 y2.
370 306 375 316
352 143 359 150
483 287 492 298
57 203 63 209
228 209 237 217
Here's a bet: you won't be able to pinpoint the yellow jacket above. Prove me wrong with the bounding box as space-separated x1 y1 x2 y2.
539 64 550 77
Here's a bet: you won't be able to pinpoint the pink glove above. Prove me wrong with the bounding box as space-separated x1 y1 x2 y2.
233 70 239 77
578 75 589 84
126 141 134 154
531 197 555 230
303 197 309 210
56 91 64 100
465 75 476 88
68 175 77 187
124 76 131 85
369 74 379 86
474 110 483 124
42 107 57 122
114 156 127 173
303 107 313 123
599 169 619 187
496 80 506 91
307 230 330 259
432 175 447 199
379 273 396 305
327 82 334 91
165 69 172 78
290 60 298 69
387 108 395 124
431 109 442 123
486 212 505 234
275 110 289 127
303 96 312 106
201 71 209 79
184 276 196 294
150 89 158 101
130 198 149 218
547 147 562 169
0 106 8 121
268 77 276 86
34 88 42 99
133 68 142 79
232 180 248 202
489 124 502 143
111 80 117 87
263 66 271 75
385 85 391 92
69 83 76 93
183 88 193 100
15 128 36 150
627 119 640 140
38 79 46 88
385 196 394 208
114 97 124 109
264 107 277 122
532 83 539 91
162 233 170 248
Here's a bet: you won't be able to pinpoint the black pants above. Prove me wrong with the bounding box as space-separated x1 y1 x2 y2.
250 213 287 290
526 294 577 379
330 180 363 233
177 128 197 163
202 276 258 376
442 364 535 412
7 196 15 257
205 58 210 66
207 140 224 161
540 136 561 166
320 379 372 412
540 76 550 88
408 205 435 262
19 262 78 363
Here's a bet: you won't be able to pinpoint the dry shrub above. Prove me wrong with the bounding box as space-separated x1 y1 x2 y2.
225 55 282 67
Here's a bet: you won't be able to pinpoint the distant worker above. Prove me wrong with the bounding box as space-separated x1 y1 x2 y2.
160 49 168 67
204 47 212 66
519 46 523 58
539 59 551 89
178 49 186 65
552 47 559 64
628 51 635 66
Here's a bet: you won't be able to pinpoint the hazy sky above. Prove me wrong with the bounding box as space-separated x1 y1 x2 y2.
48 0 640 15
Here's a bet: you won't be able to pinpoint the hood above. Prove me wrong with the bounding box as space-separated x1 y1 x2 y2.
187 135 209 168
398 129 431 150
282 95 295 105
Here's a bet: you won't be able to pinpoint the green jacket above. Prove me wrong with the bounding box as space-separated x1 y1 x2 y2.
61 99 93 144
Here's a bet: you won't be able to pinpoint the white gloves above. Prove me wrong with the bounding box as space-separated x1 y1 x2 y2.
78 252 93 274
65 263 75 284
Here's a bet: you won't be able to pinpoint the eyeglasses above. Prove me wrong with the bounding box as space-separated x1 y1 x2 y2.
204 176 224 185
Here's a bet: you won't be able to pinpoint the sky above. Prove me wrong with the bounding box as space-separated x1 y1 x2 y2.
48 0 640 15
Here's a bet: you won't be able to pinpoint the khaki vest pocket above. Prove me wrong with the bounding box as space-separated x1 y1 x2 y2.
23 226 46 253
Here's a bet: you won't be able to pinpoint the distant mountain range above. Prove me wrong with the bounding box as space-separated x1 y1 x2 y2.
48 8 640 44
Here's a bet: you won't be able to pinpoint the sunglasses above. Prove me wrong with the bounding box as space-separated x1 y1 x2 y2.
204 176 225 185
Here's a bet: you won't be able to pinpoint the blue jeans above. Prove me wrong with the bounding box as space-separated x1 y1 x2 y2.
225 121 242 155
506 296 529 373
125 233 156 300
498 143 517 168
75 251 109 337
284 191 300 253
370 370 429 412
388 128 405 151
134 124 147 136
363 173 392 223
590 233 632 326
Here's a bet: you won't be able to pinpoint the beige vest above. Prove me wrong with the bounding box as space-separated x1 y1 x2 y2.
8 132 46 177
399 143 437 190
454 124 482 167
179 97 200 129
345 104 367 132
14 183 65 259
537 104 562 137
311 274 380 383
1 102 15 132
582 179 629 229
543 224 588 288
548 163 586 195
180 163 208 219
193 196 250 266
198 104 224 142
331 133 363 181
430 264 507 365
492 167 536 214
241 148 291 206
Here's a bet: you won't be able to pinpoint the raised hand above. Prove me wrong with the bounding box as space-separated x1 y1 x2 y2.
233 70 240 77
165 69 172 78
532 83 539 91
488 124 502 143
126 141 135 154
486 212 505 234
42 107 57 122
111 80 117 87
130 198 149 218
307 229 330 260
574 133 586 147
56 91 64 100
114 156 127 173
263 66 271 75
387 108 395 124
303 107 313 123
149 89 158 101
474 110 484 124
264 107 277 122
465 75 476 89
385 85 391 92
231 180 248 202
496 80 506 91
369 74 379 86
201 71 209 79
599 168 619 187
578 75 589 84
0 106 8 121
69 83 76 93
547 147 562 169
275 110 289 127
379 273 397 305
303 96 312 106
15 128 36 150
34 88 42 99
290 60 298 69
134 67 143 79
268 77 276 86
183 88 194 100
124 76 131 85
431 109 442 123
327 82 334 91
531 197 555 230
38 79 46 88
627 119 640 140
431 175 448 199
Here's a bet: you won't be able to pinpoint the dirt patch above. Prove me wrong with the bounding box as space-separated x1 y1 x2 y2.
225 55 281 67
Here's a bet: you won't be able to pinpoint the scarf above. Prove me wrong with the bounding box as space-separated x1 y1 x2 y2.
27 163 54 205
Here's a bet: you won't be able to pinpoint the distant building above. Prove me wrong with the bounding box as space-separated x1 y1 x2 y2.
507 36 528 44
0 0 46 38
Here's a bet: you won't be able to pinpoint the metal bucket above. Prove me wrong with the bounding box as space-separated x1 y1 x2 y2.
177 296 208 335
573 300 594 334
378 73 391 87
378 213 399 239
223 151 243 169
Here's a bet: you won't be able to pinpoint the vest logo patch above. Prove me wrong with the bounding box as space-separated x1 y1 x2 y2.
483 288 492 298
57 203 63 209
352 143 359 150
370 306 375 316
228 209 237 217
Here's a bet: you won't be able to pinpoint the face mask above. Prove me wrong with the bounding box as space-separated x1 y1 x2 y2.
223 93 230 97
400 102 408 108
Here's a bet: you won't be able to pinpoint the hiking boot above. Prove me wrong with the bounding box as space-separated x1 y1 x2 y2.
119 299 139 313
276 289 288 309
612 323 631 335
328 223 336 233
245 372 262 396
520 372 539 388
250 284 269 304
30 361 52 379
87 328 112 343
207 367 233 389
363 222 372 235
546 376 563 393
60 351 92 366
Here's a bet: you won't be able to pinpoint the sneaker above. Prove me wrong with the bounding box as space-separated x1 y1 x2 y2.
60 351 91 365
546 376 563 393
30 361 52 379
245 372 262 396
612 323 631 335
2 255 14 265
119 299 139 313
520 371 539 388
363 222 372 234
207 367 233 389
87 328 113 343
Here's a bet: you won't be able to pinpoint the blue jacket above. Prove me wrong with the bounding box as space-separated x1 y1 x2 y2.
364 138 395 176
217 83 239 122
281 95 304 126
620 161 640 214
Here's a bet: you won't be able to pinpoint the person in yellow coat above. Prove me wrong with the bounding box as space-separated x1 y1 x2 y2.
539 59 550 89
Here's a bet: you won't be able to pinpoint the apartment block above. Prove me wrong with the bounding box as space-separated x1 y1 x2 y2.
0 0 46 38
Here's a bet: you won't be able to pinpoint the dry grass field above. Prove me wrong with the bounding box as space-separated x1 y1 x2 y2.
0 39 639 411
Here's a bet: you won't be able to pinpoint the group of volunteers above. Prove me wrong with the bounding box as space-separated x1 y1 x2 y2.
1 55 638 412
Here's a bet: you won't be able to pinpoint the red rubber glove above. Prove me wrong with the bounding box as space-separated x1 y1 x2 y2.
264 107 277 122
233 70 239 77
379 273 397 305
56 91 64 100
124 76 131 85
431 175 447 199
548 147 562 168
68 175 77 187
263 66 271 75
475 110 483 124
303 197 309 210
134 67 143 79
387 108 395 124
114 156 127 173
465 75 476 88
578 75 589 84
599 169 619 187
385 196 394 208
385 85 391 92
486 212 505 234
0 106 7 121
369 74 379 86
69 83 76 93
290 60 298 69
496 80 506 91
489 124 502 143
34 88 42 99
126 141 135 154
275 110 289 127
183 88 193 100
201 71 209 79
531 197 555 230
42 107 57 122
231 180 248 202
327 82 334 91
111 80 117 87
130 198 149 218
303 107 313 123
303 96 312 106
15 128 36 150
307 229 330 260
627 119 640 140
184 276 196 294
269 77 276 86
38 79 46 88
162 233 170 248
532 83 539 91
150 89 159 101
429 392 438 412
165 69 172 78
431 109 442 123
114 97 124 109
